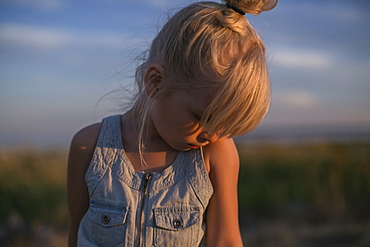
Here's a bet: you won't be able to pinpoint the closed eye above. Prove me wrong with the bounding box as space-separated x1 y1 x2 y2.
193 113 202 121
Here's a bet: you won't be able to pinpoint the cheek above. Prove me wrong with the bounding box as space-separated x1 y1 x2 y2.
181 120 202 136
163 115 199 137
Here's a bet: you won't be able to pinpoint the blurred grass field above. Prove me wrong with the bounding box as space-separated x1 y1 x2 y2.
0 141 369 246
236 141 370 246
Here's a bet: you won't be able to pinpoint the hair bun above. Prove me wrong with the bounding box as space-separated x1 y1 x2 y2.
223 0 278 15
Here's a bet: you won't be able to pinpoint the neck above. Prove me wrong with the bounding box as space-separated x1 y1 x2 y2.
121 108 168 152
121 109 179 172
121 109 139 152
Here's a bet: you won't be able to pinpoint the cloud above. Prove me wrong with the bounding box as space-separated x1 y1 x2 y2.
97 0 187 8
143 0 173 6
278 1 366 25
272 48 335 70
0 23 144 50
124 0 197 8
274 90 318 110
0 23 71 49
8 0 65 11
264 90 324 126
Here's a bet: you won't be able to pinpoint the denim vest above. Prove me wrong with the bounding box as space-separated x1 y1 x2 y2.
77 115 214 247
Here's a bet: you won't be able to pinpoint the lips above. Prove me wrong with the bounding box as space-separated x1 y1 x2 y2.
188 144 200 149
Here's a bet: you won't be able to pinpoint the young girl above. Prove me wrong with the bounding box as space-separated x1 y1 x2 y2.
67 0 277 246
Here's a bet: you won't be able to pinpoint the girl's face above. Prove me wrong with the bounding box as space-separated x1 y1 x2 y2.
148 88 220 151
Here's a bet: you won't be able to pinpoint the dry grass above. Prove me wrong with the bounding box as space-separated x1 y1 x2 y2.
1 141 369 246
237 141 370 246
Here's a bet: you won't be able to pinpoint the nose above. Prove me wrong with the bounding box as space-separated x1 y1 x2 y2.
199 131 219 144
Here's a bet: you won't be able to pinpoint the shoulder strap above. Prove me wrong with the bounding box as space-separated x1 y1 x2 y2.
96 114 123 149
187 148 214 209
85 114 123 196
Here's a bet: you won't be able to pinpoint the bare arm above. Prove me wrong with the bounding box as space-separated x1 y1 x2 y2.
204 138 243 247
67 123 101 247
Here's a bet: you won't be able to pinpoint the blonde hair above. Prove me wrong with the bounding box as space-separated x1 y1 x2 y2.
133 0 277 151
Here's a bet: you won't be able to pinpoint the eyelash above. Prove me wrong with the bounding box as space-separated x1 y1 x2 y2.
194 113 202 121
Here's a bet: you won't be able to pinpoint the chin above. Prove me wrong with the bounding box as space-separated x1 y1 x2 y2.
174 145 191 152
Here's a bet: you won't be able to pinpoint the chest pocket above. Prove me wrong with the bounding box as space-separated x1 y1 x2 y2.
153 206 201 247
88 200 128 247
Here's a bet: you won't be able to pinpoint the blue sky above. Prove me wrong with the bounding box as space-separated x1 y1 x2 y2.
1 0 369 147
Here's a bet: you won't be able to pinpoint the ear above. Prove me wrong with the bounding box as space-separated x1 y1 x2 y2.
144 64 164 98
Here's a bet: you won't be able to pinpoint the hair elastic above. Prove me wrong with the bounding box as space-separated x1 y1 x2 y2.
225 3 246 15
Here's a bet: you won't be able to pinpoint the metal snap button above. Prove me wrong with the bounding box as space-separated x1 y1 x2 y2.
173 219 182 229
102 214 110 224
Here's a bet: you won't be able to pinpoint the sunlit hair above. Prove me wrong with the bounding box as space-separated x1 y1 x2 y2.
133 0 277 152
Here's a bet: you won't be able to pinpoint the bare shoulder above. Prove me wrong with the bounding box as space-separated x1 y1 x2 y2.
203 138 243 245
67 123 102 246
68 123 102 171
202 138 239 174
71 123 102 151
